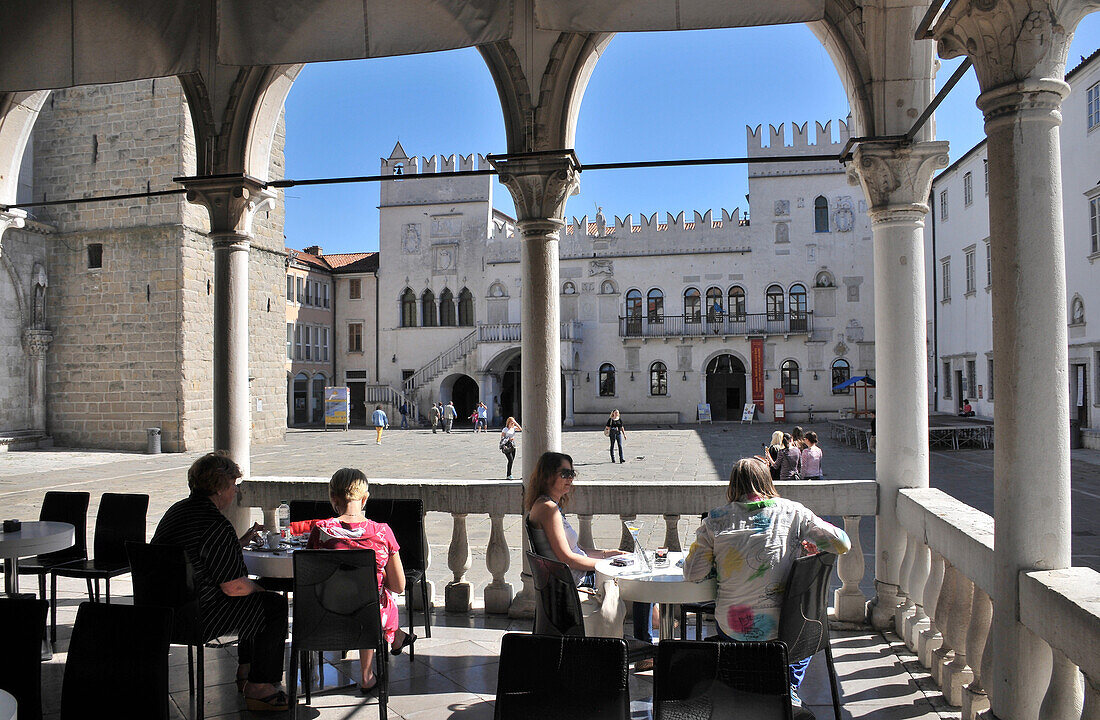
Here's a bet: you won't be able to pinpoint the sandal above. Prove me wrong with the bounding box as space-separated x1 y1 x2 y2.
244 690 289 712
359 681 379 696
390 632 417 656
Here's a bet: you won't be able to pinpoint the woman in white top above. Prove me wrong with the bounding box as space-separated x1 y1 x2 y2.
524 451 627 637
499 417 522 479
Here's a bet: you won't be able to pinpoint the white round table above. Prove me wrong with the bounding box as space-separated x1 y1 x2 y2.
0 521 75 596
242 547 295 579
596 551 716 641
0 688 15 720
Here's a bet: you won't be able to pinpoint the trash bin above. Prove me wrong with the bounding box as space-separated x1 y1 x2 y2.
1069 419 1082 450
146 427 162 454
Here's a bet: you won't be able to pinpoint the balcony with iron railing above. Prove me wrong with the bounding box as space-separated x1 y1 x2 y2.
619 311 814 338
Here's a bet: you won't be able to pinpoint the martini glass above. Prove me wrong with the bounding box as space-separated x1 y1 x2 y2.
622 520 652 571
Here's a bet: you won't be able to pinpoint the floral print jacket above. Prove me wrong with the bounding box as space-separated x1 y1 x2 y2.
682 497 851 641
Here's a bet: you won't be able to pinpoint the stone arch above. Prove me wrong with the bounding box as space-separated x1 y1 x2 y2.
0 90 50 205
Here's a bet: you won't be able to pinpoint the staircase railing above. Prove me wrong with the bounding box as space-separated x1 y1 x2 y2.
403 328 479 393
365 384 420 423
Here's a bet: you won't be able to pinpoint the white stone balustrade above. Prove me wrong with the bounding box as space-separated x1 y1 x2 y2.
962 587 992 720
835 515 867 623
917 551 945 668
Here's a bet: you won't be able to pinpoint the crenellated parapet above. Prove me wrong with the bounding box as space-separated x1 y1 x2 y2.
380 146 490 176
746 118 852 178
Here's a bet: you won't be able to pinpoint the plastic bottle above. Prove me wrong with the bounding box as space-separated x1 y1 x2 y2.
277 500 290 539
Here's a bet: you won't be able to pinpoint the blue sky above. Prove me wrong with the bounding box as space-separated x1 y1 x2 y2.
282 19 1100 254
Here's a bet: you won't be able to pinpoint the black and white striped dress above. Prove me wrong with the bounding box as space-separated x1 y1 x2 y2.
152 495 269 641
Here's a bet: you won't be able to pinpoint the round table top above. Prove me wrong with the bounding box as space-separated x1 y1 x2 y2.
0 687 16 720
595 551 717 605
242 546 296 579
0 520 75 560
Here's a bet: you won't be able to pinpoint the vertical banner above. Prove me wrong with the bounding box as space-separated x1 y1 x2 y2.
324 386 350 430
751 338 765 413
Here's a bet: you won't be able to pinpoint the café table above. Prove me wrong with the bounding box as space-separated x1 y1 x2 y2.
0 688 16 720
0 521 75 596
596 551 716 641
242 546 295 579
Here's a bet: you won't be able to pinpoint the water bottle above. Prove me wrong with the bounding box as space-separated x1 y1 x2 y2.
277 500 290 539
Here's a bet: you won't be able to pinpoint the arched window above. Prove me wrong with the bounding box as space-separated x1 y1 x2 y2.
599 363 616 397
650 361 668 396
705 287 723 322
626 289 643 318
422 289 437 327
684 287 701 323
789 283 808 331
766 284 785 320
457 288 474 326
647 288 664 323
728 286 746 320
832 358 851 394
439 288 456 326
814 196 830 233
815 271 834 288
781 359 800 396
562 281 576 295
400 288 417 327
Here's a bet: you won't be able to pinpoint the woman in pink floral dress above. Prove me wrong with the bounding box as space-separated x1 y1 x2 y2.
307 468 416 693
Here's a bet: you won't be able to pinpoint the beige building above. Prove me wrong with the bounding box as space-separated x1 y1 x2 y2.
285 246 334 426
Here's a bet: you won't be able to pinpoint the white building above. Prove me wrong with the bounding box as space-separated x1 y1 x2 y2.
342 121 878 427
927 48 1100 447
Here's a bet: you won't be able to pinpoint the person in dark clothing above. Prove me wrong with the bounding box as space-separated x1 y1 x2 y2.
399 402 409 429
152 452 289 712
605 409 626 463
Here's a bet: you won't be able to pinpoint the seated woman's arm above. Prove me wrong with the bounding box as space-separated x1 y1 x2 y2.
798 510 852 555
529 500 600 572
682 521 715 582
382 551 406 595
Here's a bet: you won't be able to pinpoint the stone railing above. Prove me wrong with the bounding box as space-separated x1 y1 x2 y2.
242 477 876 621
896 488 1099 720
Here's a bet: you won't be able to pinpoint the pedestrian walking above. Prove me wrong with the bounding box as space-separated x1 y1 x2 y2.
399 402 409 429
443 401 456 433
499 417 522 479
604 409 626 463
477 402 488 432
469 407 479 431
799 431 824 480
372 405 388 445
429 403 441 433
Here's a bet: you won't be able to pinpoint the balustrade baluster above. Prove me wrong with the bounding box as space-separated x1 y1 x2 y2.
835 516 866 623
904 540 932 650
578 514 595 551
931 562 960 688
1039 647 1085 720
445 513 471 612
941 570 975 705
917 551 945 667
483 513 512 614
894 533 917 633
619 514 637 552
663 514 681 552
962 587 992 720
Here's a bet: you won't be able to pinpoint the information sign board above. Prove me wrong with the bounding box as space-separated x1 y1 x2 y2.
324 386 349 430
697 403 712 423
740 403 756 423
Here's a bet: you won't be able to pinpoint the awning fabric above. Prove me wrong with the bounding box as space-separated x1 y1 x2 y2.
832 375 875 391
533 0 824 32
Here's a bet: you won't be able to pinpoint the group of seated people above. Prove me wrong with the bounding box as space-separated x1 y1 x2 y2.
155 447 850 713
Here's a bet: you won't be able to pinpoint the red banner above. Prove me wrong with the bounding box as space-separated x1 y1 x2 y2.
751 338 765 412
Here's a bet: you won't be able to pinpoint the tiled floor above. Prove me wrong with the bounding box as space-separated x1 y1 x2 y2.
35 574 950 720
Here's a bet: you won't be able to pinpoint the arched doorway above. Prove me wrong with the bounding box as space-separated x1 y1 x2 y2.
706 354 747 421
293 372 309 425
447 374 480 429
499 355 521 422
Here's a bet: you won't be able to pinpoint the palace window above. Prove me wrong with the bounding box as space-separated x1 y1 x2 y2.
323 283 330 308
781 360 800 396
766 284 785 321
1088 82 1099 131
321 327 329 362
940 189 949 220
348 323 363 352
458 288 474 326
789 284 807 328
303 326 311 360
832 358 851 394
650 362 668 396
943 362 952 398
965 248 976 294
286 323 293 360
705 287 723 321
987 357 994 400
296 277 303 303
295 325 303 360
311 326 320 362
647 288 664 323
814 196 829 233
626 289 643 318
400 288 417 327
963 172 973 207
286 275 294 302
985 239 992 287
941 259 951 301
439 288 457 326
599 363 616 397
422 289 437 327
349 279 361 299
87 243 103 269
305 281 312 305
1090 195 1099 254
966 360 976 396
983 159 989 195
684 287 701 323
728 286 746 320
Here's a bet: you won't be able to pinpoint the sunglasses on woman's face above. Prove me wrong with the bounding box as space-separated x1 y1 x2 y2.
558 468 577 479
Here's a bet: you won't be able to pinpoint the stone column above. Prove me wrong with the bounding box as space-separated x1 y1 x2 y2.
22 329 52 431
563 370 577 427
933 5 1094 717
849 141 948 629
177 175 275 532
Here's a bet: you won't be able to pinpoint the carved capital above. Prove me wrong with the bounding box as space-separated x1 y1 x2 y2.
0 208 27 257
174 174 276 236
488 151 580 224
848 141 950 222
22 328 53 357
932 0 1096 92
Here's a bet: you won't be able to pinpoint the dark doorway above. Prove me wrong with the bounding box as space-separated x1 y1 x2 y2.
500 355 521 423
1075 364 1089 425
706 354 747 421
955 370 964 413
349 383 366 426
293 375 308 425
451 375 480 429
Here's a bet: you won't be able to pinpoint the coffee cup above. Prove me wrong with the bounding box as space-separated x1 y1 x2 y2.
265 531 282 550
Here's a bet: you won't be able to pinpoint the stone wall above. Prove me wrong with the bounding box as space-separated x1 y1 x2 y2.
0 225 49 433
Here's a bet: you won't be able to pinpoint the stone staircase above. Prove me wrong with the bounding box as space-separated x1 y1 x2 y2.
403 328 479 395
0 429 53 451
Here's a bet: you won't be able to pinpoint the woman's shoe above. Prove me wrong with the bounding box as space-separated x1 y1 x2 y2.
390 632 417 656
244 690 289 712
359 681 379 696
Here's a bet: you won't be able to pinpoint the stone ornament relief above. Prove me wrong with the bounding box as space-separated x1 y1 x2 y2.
433 244 457 272
847 141 949 216
834 341 849 357
402 223 422 254
774 200 790 216
588 259 614 276
833 196 854 232
431 216 461 238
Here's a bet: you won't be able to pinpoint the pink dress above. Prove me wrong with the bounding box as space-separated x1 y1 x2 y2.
307 517 401 643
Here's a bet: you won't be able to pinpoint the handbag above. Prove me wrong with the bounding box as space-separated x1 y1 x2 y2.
603 425 610 437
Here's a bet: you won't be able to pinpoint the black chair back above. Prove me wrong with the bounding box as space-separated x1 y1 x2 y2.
126 542 202 645
523 513 555 558
365 498 426 574
38 491 90 564
495 633 629 720
92 493 149 564
777 552 837 664
0 597 47 720
61 602 171 720
525 551 585 637
289 500 332 524
291 549 384 652
654 640 792 720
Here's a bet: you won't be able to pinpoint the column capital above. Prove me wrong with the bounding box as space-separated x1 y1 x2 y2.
0 208 27 257
487 150 580 225
174 173 276 236
22 328 53 357
931 0 1096 93
848 141 950 222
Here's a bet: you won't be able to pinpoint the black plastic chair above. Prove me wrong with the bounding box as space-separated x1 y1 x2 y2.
525 551 656 665
126 542 212 720
290 500 333 526
0 597 47 720
288 549 389 720
365 498 431 647
678 513 714 640
654 640 793 720
495 633 630 720
777 552 843 720
52 492 148 601
60 602 172 720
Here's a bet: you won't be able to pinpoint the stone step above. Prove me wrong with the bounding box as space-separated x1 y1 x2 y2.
0 430 53 451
